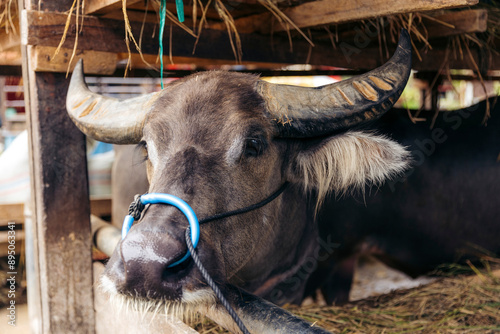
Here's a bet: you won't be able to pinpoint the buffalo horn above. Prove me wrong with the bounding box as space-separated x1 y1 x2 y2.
257 29 412 138
66 59 160 144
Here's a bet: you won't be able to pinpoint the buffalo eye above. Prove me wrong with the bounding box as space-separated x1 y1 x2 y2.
137 141 148 162
244 138 265 158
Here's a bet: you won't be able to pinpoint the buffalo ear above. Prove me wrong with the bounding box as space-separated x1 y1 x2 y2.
288 131 410 206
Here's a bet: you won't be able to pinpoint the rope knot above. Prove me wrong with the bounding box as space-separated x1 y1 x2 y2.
128 193 146 220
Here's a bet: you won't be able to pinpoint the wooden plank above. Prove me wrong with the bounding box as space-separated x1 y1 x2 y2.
0 65 22 75
28 1 73 12
21 10 360 68
99 6 203 28
30 46 117 74
308 8 488 50
84 0 142 15
23 43 96 333
208 11 265 34
21 1 96 330
425 9 488 38
22 9 500 71
0 47 22 66
22 10 144 55
0 199 112 227
21 2 94 333
229 0 479 33
417 47 499 72
89 197 112 218
116 52 290 70
0 203 25 225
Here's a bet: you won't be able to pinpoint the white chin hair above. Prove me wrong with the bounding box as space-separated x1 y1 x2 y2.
99 274 118 295
97 275 216 323
181 288 217 306
99 273 215 306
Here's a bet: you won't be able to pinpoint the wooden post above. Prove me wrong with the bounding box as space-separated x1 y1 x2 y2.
20 0 95 333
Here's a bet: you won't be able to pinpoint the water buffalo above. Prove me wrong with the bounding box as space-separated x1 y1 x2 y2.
67 31 413 332
109 99 500 310
302 96 500 304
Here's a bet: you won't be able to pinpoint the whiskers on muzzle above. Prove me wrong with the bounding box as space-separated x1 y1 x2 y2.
97 274 217 325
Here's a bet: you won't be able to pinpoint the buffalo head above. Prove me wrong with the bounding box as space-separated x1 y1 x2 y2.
67 30 412 329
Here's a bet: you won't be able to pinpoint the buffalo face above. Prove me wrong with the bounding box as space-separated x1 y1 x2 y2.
67 31 412 316
102 72 295 304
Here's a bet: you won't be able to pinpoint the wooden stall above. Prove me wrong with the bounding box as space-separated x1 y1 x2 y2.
0 0 498 333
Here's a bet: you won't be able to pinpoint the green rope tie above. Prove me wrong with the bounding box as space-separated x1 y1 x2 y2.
175 0 185 23
159 0 184 89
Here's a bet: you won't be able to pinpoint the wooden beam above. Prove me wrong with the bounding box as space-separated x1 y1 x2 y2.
0 199 112 227
115 52 290 71
22 9 500 72
0 65 22 75
417 47 499 72
90 197 112 218
30 46 117 74
0 203 25 226
99 7 199 32
227 0 479 33
84 0 143 15
22 45 96 333
308 8 488 49
0 49 22 66
23 10 142 55
21 10 365 68
21 2 95 334
425 9 488 38
414 71 500 81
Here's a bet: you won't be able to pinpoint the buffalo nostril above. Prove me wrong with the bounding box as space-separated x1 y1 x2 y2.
162 257 193 278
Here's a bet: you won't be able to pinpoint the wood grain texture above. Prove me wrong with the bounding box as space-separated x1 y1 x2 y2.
21 0 96 320
22 7 499 71
425 9 488 38
84 0 143 15
24 63 95 333
0 203 24 225
30 46 117 74
22 10 338 66
231 0 480 33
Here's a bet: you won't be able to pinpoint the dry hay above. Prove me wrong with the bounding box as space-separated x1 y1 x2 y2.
0 0 498 65
194 263 500 333
0 0 16 33
0 0 494 65
18 0 494 122
1 0 498 88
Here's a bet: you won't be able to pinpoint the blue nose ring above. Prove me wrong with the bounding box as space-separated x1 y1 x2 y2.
121 193 200 268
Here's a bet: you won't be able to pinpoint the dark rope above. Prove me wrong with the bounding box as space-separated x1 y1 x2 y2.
185 228 250 334
128 193 146 220
199 182 289 225
189 182 289 334
128 183 290 333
